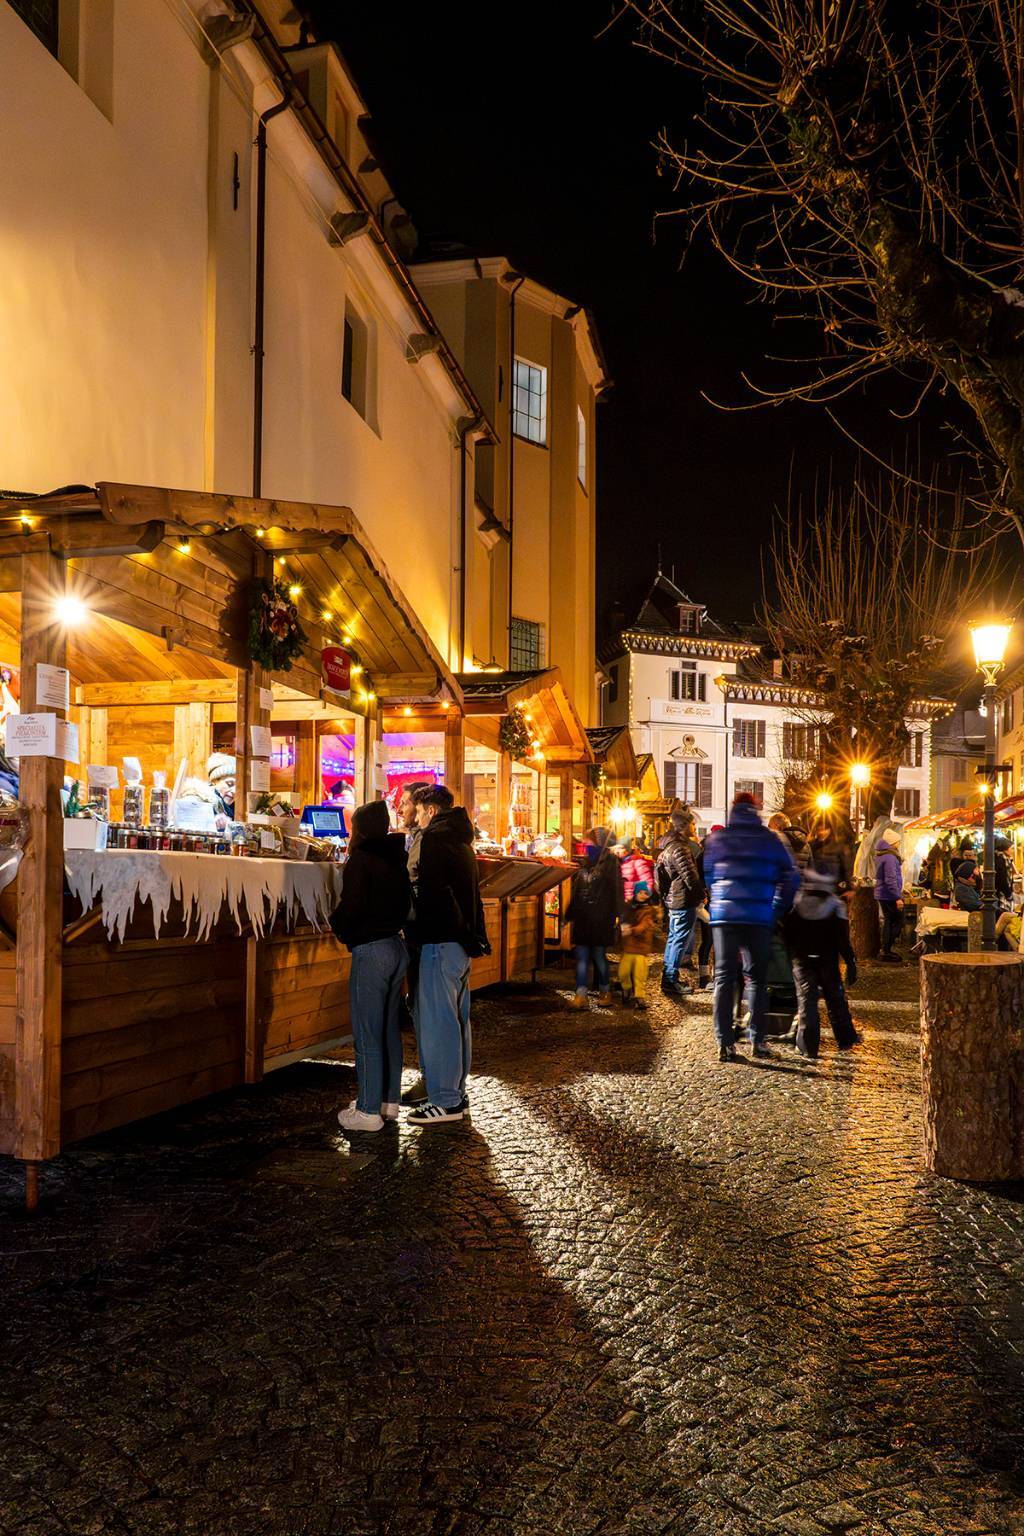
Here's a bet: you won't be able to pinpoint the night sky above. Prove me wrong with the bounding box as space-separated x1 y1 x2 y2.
312 1 959 634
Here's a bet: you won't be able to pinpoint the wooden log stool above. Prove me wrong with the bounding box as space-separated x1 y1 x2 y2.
920 952 1024 1181
849 887 880 960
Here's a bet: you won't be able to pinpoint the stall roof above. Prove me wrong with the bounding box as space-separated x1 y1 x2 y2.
0 484 462 704
456 667 592 763
585 725 639 787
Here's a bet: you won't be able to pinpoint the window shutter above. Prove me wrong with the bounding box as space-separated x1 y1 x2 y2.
698 761 713 807
670 672 680 700
698 672 707 702
756 721 766 757
915 733 923 767
663 761 676 798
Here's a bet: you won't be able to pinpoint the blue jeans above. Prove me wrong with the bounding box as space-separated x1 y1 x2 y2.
712 923 773 1047
415 941 472 1109
350 936 408 1113
663 907 698 982
575 945 609 995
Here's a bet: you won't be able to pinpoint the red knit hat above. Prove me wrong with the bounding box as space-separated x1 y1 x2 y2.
733 791 756 807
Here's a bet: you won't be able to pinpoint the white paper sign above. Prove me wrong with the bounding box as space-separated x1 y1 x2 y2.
259 688 274 713
250 725 272 758
373 742 388 766
7 713 57 757
36 663 70 712
373 765 388 792
57 719 79 765
259 830 277 852
250 759 270 792
87 765 119 788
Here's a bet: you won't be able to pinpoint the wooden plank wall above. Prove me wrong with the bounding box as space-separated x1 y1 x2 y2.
0 953 15 1155
60 937 245 1145
469 900 503 990
261 931 350 1063
504 896 541 981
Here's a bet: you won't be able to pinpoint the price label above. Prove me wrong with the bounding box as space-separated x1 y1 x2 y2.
36 663 69 711
7 713 57 757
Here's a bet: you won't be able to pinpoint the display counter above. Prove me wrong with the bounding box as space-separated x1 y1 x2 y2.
475 854 574 986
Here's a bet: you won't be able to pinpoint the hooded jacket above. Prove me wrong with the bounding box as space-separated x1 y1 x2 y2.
702 801 800 927
620 848 655 903
331 801 411 951
566 843 625 946
782 879 856 966
873 842 904 902
413 806 490 953
655 827 703 910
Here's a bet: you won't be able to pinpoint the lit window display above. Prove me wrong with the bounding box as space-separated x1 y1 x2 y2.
320 732 356 809
509 762 540 849
381 730 445 820
270 731 296 798
465 739 499 844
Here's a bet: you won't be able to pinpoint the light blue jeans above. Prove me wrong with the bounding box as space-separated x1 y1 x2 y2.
415 941 472 1110
663 907 698 982
350 936 408 1114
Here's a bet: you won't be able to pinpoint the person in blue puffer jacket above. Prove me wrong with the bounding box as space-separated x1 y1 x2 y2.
703 792 801 1062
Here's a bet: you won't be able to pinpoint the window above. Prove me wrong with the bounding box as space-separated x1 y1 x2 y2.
1002 696 1015 735
9 0 58 52
663 759 713 808
733 779 764 809
509 617 543 671
608 663 619 705
893 788 921 819
733 719 766 758
577 405 587 488
951 756 974 781
678 606 701 635
900 732 924 768
513 358 547 445
669 664 706 703
341 299 371 421
782 722 819 761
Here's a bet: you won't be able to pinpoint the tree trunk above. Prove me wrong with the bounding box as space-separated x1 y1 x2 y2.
849 887 879 959
920 953 1024 1181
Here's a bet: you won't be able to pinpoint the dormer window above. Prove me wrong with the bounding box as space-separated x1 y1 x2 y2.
678 605 701 635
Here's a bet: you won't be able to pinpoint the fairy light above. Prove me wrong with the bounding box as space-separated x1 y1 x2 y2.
177 539 191 555
18 512 33 528
255 527 266 538
350 664 363 677
403 706 412 716
288 583 302 598
321 608 333 622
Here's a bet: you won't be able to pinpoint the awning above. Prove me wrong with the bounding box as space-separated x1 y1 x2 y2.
457 667 591 763
585 725 639 787
0 483 462 705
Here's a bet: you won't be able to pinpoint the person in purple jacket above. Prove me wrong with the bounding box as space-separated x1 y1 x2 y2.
873 826 905 962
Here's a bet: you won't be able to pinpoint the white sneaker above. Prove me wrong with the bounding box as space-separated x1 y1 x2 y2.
381 1102 401 1120
337 1105 384 1132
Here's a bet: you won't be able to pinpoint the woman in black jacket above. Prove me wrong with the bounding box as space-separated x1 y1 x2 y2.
331 800 411 1133
566 829 625 1009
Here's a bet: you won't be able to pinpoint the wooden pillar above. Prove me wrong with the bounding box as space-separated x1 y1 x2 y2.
558 767 573 848
16 550 67 1170
235 661 270 815
244 935 265 1084
174 702 212 779
444 709 464 803
294 720 317 806
363 704 382 801
920 952 1024 1180
497 751 511 841
89 707 108 768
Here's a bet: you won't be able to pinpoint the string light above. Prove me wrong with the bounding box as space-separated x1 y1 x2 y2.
402 706 412 716
19 512 33 528
321 608 333 622
441 700 451 710
288 583 302 599
177 539 191 555
255 527 266 538
342 632 353 645
350 664 363 677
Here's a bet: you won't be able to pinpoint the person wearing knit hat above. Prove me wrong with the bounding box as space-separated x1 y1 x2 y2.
619 879 656 1009
206 752 237 820
874 824 905 961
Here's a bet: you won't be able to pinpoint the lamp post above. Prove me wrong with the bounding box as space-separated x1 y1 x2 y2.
971 621 1013 951
850 761 870 832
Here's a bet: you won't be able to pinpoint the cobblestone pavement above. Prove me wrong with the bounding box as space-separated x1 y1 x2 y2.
2 957 1024 1535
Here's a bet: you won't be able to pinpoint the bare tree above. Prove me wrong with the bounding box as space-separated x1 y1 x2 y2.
764 478 998 824
618 1 1024 543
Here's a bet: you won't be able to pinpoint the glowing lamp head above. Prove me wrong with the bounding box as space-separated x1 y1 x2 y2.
177 539 191 555
814 791 834 814
321 609 332 622
54 595 87 627
979 780 993 797
971 621 1012 671
288 583 302 599
850 762 870 788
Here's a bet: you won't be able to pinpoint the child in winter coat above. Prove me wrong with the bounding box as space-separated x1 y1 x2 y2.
782 869 860 1059
619 880 656 1010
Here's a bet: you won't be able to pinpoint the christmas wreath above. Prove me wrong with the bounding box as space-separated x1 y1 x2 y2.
247 578 307 672
499 706 531 760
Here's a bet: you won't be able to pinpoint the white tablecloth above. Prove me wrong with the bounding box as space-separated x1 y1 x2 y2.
65 849 343 943
916 907 970 937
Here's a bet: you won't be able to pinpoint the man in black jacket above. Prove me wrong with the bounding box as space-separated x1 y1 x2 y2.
656 810 703 998
407 788 489 1126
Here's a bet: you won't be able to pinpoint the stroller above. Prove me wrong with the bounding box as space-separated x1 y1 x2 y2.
734 929 798 1038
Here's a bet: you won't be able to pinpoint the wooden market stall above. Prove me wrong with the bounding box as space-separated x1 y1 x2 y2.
0 482 462 1204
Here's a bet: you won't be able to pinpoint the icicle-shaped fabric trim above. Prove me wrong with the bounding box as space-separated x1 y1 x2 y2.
65 850 343 944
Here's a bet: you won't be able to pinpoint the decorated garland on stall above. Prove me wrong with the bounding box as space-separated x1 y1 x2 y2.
246 578 308 672
499 706 531 760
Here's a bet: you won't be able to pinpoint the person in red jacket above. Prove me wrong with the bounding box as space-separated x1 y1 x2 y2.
618 839 655 903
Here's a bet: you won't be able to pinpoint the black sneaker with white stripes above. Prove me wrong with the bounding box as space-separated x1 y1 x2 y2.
406 1101 464 1126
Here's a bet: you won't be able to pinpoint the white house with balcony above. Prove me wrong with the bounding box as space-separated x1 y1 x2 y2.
601 570 936 828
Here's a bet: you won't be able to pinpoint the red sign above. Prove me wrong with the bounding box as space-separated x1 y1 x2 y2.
321 646 351 694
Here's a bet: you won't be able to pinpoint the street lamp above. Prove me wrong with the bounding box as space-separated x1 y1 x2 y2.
850 761 870 832
970 620 1013 950
814 789 834 814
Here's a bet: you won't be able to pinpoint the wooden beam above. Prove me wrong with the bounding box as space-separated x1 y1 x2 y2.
51 519 165 559
244 937 265 1084
445 710 464 803
16 549 67 1164
76 679 238 706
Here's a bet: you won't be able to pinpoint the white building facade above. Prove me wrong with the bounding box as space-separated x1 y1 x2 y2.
602 573 934 827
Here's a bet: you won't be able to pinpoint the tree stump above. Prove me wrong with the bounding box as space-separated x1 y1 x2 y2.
920 953 1024 1181
849 887 879 959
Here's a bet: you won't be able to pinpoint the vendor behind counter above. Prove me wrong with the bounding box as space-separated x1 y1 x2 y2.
175 752 237 833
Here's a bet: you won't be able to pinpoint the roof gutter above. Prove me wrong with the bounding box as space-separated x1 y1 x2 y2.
226 1 496 444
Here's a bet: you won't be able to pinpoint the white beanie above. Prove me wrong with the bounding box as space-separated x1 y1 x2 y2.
207 752 236 785
880 827 901 848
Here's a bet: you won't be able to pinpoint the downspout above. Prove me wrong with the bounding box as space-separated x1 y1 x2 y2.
506 275 525 662
457 413 484 672
252 88 291 498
